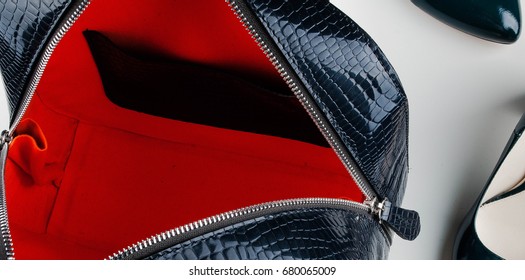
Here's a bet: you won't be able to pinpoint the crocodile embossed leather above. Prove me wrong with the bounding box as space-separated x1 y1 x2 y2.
0 0 418 260
0 0 72 120
244 0 409 206
146 208 389 260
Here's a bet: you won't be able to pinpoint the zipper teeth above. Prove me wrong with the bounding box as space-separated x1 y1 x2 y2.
108 197 368 260
108 0 382 260
0 0 91 260
0 188 14 260
8 0 91 133
0 214 13 260
0 144 13 259
225 0 375 199
1 0 382 260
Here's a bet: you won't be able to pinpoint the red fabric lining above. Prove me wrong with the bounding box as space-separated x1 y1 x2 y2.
5 0 364 259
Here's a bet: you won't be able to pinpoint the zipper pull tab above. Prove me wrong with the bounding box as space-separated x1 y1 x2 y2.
366 197 421 241
0 130 12 149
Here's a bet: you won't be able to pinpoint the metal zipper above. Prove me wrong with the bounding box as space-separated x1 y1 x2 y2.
108 198 372 260
225 0 377 200
0 0 91 260
8 0 91 134
108 0 395 260
0 131 12 148
222 0 422 243
0 0 420 260
0 138 14 260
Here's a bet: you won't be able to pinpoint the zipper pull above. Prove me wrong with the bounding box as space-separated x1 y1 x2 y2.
0 130 12 149
366 197 420 241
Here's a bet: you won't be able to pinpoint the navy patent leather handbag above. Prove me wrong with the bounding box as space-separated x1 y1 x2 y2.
0 0 419 260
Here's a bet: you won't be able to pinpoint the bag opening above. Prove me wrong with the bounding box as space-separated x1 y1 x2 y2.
5 0 365 259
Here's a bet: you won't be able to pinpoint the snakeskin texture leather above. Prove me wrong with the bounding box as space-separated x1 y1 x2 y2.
0 0 413 259
244 0 409 205
382 202 420 241
145 208 389 260
0 0 73 120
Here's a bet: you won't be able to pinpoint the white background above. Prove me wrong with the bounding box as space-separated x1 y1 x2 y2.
0 260 522 278
332 1 525 259
2 0 525 260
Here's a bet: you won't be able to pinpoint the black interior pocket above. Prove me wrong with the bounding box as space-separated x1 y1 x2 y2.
83 30 328 147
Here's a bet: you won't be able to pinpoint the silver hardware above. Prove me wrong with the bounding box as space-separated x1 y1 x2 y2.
0 0 91 260
108 197 370 260
365 197 391 224
0 0 395 260
0 144 14 259
225 0 377 200
8 0 91 134
0 130 11 147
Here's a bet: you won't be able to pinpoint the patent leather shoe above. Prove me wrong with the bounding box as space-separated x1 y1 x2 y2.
412 0 521 44
454 113 525 259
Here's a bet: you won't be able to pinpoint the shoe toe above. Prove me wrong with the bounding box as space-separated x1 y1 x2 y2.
413 0 521 44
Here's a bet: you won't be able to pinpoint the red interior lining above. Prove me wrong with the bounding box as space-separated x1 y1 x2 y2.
5 0 364 259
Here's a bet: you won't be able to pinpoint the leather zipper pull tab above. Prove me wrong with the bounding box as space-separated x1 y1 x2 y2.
367 198 421 241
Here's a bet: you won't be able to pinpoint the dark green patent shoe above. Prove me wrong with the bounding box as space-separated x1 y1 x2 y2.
412 0 521 44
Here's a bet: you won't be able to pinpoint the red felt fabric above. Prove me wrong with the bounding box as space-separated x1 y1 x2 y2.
4 0 365 259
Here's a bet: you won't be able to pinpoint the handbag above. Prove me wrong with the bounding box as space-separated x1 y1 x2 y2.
0 0 420 260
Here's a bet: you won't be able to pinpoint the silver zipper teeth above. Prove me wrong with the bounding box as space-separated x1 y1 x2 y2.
0 178 14 259
1 0 383 260
225 0 375 199
109 1 383 259
108 198 368 260
0 138 13 259
0 0 91 260
8 0 91 134
0 212 13 260
0 204 13 260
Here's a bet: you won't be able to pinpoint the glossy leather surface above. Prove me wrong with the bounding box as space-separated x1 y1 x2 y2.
0 0 412 259
383 202 421 241
145 208 388 260
455 220 502 260
454 113 525 259
0 0 410 207
0 0 74 120
483 178 525 205
245 0 409 205
412 0 521 44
